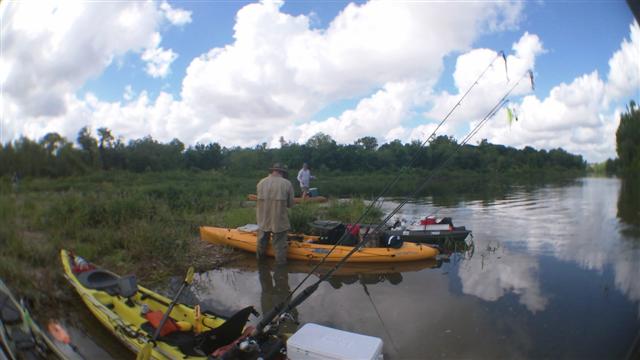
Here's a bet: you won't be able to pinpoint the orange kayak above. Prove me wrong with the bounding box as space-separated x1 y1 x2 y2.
200 226 438 263
246 194 328 203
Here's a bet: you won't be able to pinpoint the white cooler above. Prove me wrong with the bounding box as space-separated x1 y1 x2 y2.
287 323 384 360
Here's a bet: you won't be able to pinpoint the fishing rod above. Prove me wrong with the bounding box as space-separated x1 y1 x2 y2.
369 71 532 232
281 52 508 299
253 69 533 336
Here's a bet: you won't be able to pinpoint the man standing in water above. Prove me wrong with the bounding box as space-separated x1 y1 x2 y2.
296 163 316 198
256 163 295 265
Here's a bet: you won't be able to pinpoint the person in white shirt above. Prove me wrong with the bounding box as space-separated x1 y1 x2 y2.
296 163 316 198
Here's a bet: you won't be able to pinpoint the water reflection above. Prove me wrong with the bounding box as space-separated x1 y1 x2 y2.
190 177 640 358
385 178 640 310
458 241 548 313
257 261 298 333
618 176 640 235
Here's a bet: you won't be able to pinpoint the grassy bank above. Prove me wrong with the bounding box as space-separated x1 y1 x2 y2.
0 167 582 308
0 170 382 309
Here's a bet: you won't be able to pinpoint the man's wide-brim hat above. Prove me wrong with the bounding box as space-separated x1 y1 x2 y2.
269 163 288 173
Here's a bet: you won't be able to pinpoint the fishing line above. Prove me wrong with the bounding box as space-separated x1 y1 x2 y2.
284 52 507 298
361 282 399 357
365 72 529 234
254 69 533 335
255 54 511 333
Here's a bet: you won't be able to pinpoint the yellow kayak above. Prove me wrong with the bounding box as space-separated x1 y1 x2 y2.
200 226 439 262
60 249 260 359
246 194 328 203
0 279 69 360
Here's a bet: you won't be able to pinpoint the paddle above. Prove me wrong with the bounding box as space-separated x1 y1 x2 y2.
137 267 195 360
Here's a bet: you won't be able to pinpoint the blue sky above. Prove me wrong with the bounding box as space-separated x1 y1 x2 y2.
1 0 639 162
81 1 634 103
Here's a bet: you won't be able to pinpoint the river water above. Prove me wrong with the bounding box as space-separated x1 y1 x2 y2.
66 177 640 359
194 177 640 359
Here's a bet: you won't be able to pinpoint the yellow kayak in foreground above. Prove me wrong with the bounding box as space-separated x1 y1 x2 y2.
60 249 259 359
200 226 439 262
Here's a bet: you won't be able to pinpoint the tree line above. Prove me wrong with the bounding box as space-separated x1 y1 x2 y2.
606 101 640 176
0 126 586 178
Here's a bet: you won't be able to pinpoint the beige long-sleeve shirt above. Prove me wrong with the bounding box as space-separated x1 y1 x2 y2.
256 174 295 233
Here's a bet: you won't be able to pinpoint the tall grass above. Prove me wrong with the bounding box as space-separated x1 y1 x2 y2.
1 168 579 307
0 171 386 306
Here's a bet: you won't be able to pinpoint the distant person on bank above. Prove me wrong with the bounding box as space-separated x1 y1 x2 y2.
256 163 295 265
296 163 316 198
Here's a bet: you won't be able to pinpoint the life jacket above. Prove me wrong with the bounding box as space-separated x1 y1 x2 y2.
145 310 180 337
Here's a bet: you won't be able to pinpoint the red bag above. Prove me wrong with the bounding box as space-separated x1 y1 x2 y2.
346 224 361 236
145 310 180 337
420 217 437 226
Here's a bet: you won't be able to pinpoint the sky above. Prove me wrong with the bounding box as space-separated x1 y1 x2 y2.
1 0 638 163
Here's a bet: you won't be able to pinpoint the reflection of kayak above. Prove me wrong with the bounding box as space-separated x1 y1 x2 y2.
60 249 264 359
0 279 68 359
246 194 328 203
383 227 471 244
229 256 440 276
200 226 439 263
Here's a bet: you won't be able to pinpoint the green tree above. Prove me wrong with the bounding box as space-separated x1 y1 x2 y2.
306 133 336 148
616 101 640 173
40 132 66 155
355 136 378 151
77 126 100 168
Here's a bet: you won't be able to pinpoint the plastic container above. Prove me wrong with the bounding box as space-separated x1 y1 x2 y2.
287 323 383 360
308 188 319 197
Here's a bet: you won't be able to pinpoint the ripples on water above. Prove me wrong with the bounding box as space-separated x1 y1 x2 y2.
70 177 640 359
196 177 640 359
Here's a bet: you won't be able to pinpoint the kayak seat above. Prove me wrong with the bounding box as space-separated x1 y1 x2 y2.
138 306 256 357
77 270 138 298
0 293 21 325
76 269 119 290
118 275 138 298
198 306 255 354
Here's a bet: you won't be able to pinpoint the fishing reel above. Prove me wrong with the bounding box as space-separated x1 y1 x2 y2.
276 312 298 327
259 311 298 338
213 333 286 360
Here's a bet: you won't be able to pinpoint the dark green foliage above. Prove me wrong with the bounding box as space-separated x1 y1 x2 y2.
616 101 640 174
605 158 620 175
0 127 587 179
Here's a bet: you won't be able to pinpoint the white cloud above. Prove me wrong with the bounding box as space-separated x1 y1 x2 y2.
606 21 640 102
141 32 178 78
0 0 189 142
426 32 544 131
160 1 192 26
433 21 639 162
0 1 162 118
5 0 519 147
269 81 426 146
176 0 522 146
471 71 615 161
3 0 636 165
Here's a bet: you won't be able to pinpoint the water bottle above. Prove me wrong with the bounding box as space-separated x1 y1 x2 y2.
75 256 89 271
